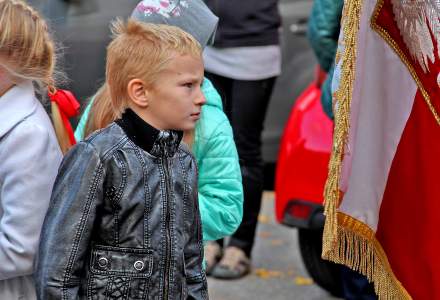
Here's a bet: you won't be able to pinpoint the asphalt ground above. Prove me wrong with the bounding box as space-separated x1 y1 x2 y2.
207 192 342 300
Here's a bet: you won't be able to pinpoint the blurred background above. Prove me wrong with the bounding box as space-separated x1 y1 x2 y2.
26 1 346 299
28 0 316 190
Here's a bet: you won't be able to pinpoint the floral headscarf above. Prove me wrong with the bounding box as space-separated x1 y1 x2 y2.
131 0 218 48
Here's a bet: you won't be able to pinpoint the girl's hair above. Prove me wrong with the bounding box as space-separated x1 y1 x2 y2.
84 83 116 138
0 0 70 152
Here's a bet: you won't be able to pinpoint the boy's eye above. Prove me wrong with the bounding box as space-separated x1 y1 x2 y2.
184 82 193 88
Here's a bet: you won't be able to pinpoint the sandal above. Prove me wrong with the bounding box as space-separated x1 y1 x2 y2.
204 241 222 275
211 246 251 279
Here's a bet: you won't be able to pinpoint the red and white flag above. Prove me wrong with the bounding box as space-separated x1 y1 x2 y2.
323 1 440 299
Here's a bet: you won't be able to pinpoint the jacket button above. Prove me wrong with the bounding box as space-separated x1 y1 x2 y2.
134 260 145 271
98 257 109 268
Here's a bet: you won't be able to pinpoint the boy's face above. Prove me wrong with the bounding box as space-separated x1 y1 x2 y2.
143 53 206 131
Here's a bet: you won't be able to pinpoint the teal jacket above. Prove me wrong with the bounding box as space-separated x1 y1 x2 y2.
74 78 243 242
307 0 344 120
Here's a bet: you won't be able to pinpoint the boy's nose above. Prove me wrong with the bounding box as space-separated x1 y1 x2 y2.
195 89 206 106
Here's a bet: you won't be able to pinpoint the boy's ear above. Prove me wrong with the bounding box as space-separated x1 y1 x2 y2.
127 79 149 108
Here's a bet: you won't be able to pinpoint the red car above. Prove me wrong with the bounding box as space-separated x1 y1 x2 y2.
274 72 342 296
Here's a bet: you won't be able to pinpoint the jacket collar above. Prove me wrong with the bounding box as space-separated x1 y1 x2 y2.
0 81 38 138
116 108 183 157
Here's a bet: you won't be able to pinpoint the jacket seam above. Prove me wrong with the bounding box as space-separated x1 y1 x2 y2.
113 151 128 245
131 144 153 249
125 278 131 299
177 154 189 224
101 137 129 161
85 124 128 161
87 273 93 298
157 155 166 300
61 157 104 300
104 276 114 298
168 160 177 295
177 145 195 158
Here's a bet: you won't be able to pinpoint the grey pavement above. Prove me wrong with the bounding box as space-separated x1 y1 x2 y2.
208 192 342 300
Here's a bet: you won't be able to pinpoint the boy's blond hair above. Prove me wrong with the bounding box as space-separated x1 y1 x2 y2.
0 0 73 152
106 19 202 117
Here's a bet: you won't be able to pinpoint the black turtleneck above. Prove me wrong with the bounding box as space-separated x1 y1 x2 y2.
115 108 183 156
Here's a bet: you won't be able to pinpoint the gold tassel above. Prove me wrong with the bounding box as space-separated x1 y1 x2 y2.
322 0 363 255
326 214 412 300
321 0 412 298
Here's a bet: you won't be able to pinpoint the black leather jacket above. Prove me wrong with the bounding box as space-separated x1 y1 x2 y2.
36 109 208 300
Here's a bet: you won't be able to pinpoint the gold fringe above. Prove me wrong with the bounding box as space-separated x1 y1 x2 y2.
327 213 412 300
322 0 413 298
322 0 363 255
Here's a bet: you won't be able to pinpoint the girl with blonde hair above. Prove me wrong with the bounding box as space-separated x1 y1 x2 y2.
0 0 64 298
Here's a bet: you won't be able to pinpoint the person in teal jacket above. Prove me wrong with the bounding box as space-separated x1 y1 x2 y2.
74 0 243 250
307 0 344 120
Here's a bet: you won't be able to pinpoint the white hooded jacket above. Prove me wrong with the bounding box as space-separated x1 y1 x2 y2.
0 81 62 300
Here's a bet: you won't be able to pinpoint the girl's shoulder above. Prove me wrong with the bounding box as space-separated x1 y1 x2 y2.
199 77 229 136
0 101 62 170
194 104 235 161
0 82 51 139
198 104 232 140
3 100 56 143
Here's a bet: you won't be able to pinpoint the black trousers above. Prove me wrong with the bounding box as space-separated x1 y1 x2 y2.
205 72 276 257
341 267 377 300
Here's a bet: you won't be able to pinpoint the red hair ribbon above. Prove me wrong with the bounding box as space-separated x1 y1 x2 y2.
48 89 80 145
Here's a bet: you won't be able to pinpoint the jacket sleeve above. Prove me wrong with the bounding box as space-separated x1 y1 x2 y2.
35 141 105 300
307 0 344 72
321 64 336 120
184 160 208 300
74 97 95 142
196 119 243 242
0 123 61 280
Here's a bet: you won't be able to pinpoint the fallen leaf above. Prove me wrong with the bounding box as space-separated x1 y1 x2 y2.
258 214 271 224
258 231 272 238
254 268 283 279
294 276 314 286
270 239 284 246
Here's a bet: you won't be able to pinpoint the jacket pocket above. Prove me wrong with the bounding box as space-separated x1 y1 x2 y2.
87 245 153 300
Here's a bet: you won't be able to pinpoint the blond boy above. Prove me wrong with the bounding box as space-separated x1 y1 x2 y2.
36 20 208 300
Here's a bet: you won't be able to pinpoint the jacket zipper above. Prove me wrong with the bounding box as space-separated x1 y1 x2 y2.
162 155 172 300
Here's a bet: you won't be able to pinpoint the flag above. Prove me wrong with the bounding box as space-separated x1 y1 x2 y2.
322 1 440 299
